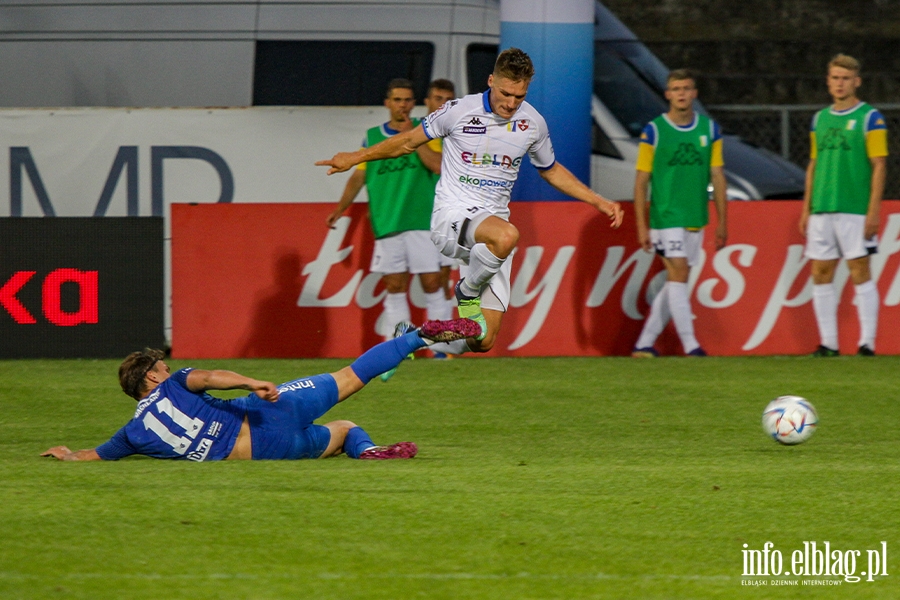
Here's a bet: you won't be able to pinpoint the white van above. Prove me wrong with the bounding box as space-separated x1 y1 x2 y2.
0 0 805 201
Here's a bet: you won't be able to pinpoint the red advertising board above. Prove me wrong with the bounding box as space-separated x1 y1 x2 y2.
171 201 900 358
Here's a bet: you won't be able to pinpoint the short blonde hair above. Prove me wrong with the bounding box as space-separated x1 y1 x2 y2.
828 54 860 74
667 68 697 86
494 48 535 82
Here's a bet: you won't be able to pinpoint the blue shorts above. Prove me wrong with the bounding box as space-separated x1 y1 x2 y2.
242 374 339 460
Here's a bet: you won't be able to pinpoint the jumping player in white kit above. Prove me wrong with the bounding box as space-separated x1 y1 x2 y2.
318 48 624 354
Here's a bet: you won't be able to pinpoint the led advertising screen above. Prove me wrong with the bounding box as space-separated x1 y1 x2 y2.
0 218 164 358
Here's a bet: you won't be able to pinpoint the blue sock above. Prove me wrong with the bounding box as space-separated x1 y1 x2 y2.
343 426 376 459
349 332 426 384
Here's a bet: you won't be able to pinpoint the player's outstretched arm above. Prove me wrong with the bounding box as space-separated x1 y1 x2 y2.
539 163 624 228
186 369 280 402
317 124 431 175
41 446 102 461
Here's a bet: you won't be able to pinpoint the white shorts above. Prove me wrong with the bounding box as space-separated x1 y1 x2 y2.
370 230 444 274
805 213 877 261
651 228 704 267
430 204 503 262
439 253 458 269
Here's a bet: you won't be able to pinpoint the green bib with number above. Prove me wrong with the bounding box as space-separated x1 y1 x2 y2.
649 114 714 229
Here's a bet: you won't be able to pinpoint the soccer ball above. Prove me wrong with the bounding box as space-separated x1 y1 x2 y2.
762 396 818 445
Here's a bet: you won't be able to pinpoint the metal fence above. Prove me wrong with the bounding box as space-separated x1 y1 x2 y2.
707 103 900 199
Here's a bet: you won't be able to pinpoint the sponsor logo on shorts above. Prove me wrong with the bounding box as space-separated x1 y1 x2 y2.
186 437 213 462
278 379 315 393
206 421 222 438
460 152 523 169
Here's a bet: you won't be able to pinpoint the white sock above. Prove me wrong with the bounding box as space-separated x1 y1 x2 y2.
812 283 838 350
460 243 503 297
854 280 879 350
667 281 699 353
635 283 670 349
428 339 471 355
425 289 451 321
382 292 411 339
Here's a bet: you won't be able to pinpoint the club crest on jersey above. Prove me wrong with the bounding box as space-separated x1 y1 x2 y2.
507 120 530 132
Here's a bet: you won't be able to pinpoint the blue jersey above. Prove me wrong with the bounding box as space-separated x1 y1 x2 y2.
96 368 247 461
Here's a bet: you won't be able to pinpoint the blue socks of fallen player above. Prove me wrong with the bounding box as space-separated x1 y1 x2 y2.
349 332 426 384
343 426 376 458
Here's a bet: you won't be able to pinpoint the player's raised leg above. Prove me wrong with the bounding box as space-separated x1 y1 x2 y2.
331 317 480 400
455 216 519 341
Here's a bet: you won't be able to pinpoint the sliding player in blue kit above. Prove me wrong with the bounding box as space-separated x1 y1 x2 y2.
41 318 479 462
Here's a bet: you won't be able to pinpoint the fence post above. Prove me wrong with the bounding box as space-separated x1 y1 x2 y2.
781 108 791 161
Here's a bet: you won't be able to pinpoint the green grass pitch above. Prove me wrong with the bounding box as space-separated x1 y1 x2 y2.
2 355 899 599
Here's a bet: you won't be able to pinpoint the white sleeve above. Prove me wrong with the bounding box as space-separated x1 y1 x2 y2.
423 99 460 140
528 114 556 170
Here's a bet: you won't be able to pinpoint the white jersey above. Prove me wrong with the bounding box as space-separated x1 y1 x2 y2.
422 90 556 218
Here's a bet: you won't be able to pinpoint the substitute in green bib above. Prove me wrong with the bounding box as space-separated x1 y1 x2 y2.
799 54 887 357
326 78 453 379
632 69 728 358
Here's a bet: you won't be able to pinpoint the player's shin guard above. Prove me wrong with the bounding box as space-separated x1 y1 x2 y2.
812 283 839 350
635 283 671 349
343 426 376 458
350 333 427 384
459 243 503 297
425 289 452 321
854 280 879 350
667 281 699 354
382 292 411 339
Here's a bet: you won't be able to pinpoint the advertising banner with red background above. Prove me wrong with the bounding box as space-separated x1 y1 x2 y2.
172 201 900 358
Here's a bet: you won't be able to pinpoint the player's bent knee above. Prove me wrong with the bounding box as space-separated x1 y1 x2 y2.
319 420 358 458
496 224 520 254
468 334 496 353
327 420 357 433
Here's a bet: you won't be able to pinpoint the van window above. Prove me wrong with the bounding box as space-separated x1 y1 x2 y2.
592 121 623 159
593 41 668 137
466 44 498 94
253 41 434 106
